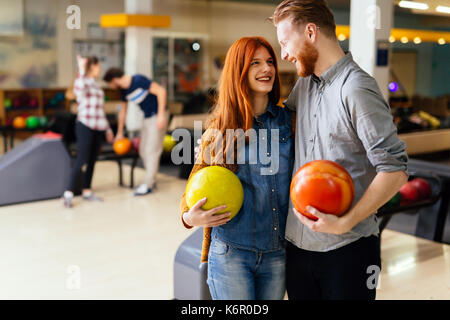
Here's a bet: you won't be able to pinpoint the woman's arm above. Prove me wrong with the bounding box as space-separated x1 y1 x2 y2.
73 55 88 102
180 162 231 228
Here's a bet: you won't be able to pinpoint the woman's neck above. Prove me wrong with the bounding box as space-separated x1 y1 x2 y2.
252 94 269 117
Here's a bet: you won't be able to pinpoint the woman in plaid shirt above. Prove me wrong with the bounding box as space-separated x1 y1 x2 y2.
62 55 114 208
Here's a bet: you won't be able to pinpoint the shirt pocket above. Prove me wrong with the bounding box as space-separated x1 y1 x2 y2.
279 127 292 144
276 127 294 177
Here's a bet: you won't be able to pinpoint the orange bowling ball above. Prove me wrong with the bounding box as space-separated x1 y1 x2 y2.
13 116 27 129
113 138 131 155
290 160 354 221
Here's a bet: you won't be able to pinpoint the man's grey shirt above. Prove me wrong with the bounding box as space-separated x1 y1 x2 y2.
284 52 408 252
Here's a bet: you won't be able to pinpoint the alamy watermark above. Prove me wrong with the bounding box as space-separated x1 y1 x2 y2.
66 5 81 30
66 265 81 290
170 121 283 175
367 265 382 290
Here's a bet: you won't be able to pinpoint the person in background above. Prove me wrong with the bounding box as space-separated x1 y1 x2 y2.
62 55 114 208
103 68 168 196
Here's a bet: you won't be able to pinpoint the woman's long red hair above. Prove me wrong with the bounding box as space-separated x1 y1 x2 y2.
202 37 280 165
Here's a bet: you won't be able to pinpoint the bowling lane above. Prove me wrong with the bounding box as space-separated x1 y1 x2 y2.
0 161 191 299
377 229 450 299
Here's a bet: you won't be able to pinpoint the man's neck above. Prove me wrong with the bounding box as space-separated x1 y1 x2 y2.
119 75 132 89
314 40 346 77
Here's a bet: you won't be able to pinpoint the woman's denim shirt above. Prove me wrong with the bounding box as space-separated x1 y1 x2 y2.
212 101 294 252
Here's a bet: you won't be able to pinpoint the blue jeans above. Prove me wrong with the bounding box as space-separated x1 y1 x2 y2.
207 237 286 300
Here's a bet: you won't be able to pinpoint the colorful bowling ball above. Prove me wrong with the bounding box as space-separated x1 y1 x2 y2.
381 192 402 210
55 92 65 101
185 166 244 219
13 116 27 129
163 134 177 152
113 138 132 155
399 181 419 205
4 99 12 109
39 116 49 127
29 98 38 108
131 136 141 152
410 178 431 200
26 116 40 129
290 160 355 221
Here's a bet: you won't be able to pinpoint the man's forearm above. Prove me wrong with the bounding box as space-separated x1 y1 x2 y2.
342 170 408 230
117 104 127 135
157 91 167 116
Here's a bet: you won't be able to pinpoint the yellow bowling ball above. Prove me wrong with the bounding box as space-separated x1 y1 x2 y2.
163 134 177 152
185 166 244 219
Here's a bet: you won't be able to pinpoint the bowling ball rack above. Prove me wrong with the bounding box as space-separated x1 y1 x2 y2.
376 173 442 233
66 141 139 190
1 125 50 154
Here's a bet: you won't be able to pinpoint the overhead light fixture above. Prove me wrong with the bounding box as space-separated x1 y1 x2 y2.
389 82 399 93
437 38 446 45
192 42 200 51
338 34 346 41
389 36 396 43
413 37 422 44
398 1 429 10
436 5 450 14
401 36 409 43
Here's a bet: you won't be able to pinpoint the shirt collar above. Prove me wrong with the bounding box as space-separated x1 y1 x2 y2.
312 52 353 86
266 100 279 118
256 99 278 121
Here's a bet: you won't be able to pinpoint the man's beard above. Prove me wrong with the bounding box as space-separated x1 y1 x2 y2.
296 41 319 78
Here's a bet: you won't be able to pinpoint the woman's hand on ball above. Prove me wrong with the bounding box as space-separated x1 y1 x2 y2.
183 198 231 228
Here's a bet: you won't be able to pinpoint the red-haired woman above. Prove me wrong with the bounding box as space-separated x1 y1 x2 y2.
180 37 295 299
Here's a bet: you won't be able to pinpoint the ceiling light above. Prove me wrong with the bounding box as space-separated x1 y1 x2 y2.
413 37 422 44
389 36 396 43
192 42 200 51
389 82 399 92
338 34 346 41
436 5 450 14
401 36 409 43
398 1 429 10
437 38 446 45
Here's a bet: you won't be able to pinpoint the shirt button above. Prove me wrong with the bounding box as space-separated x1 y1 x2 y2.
274 227 277 231
272 208 276 211
262 137 265 140
272 189 275 192
267 152 270 156
313 114 317 118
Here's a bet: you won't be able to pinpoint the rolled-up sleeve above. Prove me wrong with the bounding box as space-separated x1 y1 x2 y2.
344 77 408 174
